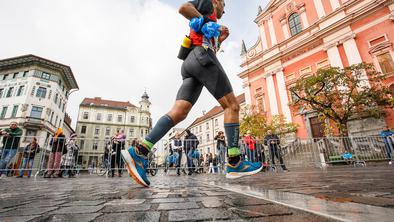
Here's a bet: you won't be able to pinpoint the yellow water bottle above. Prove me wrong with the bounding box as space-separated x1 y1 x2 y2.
178 36 192 60
182 36 192 48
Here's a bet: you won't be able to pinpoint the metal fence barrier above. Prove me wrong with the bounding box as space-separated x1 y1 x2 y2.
0 135 393 179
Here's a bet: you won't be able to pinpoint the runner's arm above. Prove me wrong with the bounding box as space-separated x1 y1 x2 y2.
179 2 203 20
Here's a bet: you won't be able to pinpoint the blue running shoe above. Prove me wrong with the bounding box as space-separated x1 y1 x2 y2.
226 161 263 179
121 146 150 187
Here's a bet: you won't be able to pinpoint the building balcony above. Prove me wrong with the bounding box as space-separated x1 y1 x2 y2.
23 117 45 129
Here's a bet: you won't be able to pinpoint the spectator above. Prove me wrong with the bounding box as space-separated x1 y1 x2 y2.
102 140 111 169
45 128 66 178
171 132 183 176
198 151 204 173
380 126 394 165
243 130 257 162
0 122 23 178
255 138 267 168
62 133 79 178
212 154 219 173
207 153 214 174
184 129 199 175
264 130 288 171
17 137 40 178
214 131 226 167
111 130 124 177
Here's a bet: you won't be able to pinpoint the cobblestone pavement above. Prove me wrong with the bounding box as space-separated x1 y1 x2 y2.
0 165 393 222
0 173 334 222
201 165 394 209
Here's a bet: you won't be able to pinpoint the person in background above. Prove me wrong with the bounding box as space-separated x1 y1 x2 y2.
45 128 65 178
171 132 183 176
102 140 111 169
264 130 288 171
63 133 79 178
111 130 124 177
380 126 394 165
17 137 40 178
212 154 219 173
208 153 214 174
0 122 23 178
184 129 199 175
243 130 256 162
214 131 226 167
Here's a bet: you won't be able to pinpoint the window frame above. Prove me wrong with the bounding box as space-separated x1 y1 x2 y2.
36 87 47 99
288 13 302 36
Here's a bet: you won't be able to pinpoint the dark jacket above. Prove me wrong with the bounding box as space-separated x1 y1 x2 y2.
50 134 66 153
184 133 199 151
264 134 280 149
214 135 226 149
1 127 23 150
23 143 40 159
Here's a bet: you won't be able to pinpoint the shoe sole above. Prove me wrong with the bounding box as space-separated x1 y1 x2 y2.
225 165 263 179
121 150 149 187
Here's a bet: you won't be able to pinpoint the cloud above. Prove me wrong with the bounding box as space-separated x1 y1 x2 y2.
0 0 249 129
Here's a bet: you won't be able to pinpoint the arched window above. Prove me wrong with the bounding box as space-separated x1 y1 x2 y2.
288 13 302 36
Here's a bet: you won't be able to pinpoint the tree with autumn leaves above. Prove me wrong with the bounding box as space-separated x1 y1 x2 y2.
289 63 394 137
240 106 298 139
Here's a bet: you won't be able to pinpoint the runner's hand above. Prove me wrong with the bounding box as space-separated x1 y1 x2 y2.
219 25 229 43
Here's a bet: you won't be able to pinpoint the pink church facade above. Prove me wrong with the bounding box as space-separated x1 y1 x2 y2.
239 0 394 138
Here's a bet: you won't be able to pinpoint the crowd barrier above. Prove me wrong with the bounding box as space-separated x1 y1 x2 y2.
0 135 393 178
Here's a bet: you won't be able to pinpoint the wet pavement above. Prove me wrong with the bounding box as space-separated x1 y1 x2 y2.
0 165 393 221
201 165 394 208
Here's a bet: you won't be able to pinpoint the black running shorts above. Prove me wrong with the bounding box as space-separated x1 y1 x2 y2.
176 46 233 105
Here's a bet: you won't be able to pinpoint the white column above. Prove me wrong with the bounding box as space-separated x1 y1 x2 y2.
266 74 279 115
326 46 344 68
299 7 309 28
243 79 252 105
342 39 362 65
267 17 277 45
313 0 326 18
276 71 292 122
329 0 341 10
281 20 290 39
343 38 370 87
259 23 268 50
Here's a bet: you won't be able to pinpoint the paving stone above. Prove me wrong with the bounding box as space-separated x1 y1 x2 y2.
224 196 272 206
203 191 231 196
147 193 169 199
105 199 145 205
0 200 32 209
151 198 185 203
61 200 105 206
158 202 199 210
95 212 160 222
102 204 151 213
51 205 103 214
35 213 102 222
201 198 223 208
250 213 334 222
168 208 230 221
187 196 224 202
0 215 41 222
0 207 58 217
28 200 67 208
230 205 293 218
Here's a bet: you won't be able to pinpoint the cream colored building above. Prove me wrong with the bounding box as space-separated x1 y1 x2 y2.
0 54 78 148
185 94 246 157
75 92 151 167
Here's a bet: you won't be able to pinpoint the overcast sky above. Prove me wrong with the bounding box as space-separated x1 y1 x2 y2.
0 0 269 128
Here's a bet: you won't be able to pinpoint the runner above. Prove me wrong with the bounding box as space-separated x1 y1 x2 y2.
122 0 262 187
